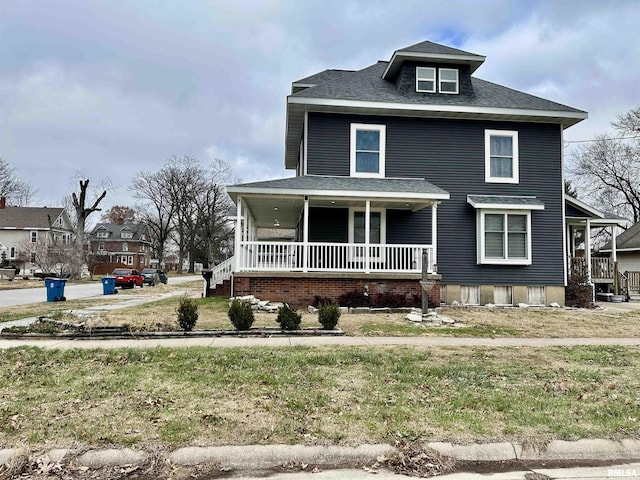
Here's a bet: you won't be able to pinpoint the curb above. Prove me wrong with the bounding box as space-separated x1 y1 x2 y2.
1 440 639 472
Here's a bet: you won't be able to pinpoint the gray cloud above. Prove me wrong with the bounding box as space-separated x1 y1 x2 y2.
0 0 637 210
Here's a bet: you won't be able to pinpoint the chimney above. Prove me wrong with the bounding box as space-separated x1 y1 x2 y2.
0 197 5 209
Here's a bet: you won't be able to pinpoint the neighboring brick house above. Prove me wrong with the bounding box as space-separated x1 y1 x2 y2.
221 40 623 307
87 223 152 275
0 197 74 274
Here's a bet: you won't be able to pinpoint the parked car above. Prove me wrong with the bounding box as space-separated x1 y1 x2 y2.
141 268 168 286
111 268 144 289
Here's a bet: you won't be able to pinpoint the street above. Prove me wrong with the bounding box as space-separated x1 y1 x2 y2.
0 275 202 307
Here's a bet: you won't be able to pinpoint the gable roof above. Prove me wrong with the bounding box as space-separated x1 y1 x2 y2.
601 221 640 252
89 223 150 241
0 207 68 230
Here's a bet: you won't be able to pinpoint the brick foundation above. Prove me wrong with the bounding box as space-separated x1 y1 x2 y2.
232 273 433 308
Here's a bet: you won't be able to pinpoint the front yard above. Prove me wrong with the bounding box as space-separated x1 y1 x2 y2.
1 345 638 449
3 281 640 338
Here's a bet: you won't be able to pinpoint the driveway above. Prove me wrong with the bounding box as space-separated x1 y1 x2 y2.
0 275 202 307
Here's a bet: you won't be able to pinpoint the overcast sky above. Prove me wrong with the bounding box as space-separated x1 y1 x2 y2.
1 0 638 211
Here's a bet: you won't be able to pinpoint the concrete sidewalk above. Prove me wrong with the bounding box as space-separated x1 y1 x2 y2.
1 335 640 349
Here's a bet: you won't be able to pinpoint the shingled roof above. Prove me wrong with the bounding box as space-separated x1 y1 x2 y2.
0 207 68 230
89 223 150 241
285 40 587 169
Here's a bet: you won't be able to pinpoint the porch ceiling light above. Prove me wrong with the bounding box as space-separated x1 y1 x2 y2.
274 207 279 211
273 219 280 227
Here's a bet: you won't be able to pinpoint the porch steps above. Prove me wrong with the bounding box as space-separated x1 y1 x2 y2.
208 278 231 297
629 293 640 302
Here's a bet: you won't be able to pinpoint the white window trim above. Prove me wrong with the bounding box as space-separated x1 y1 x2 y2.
416 67 436 93
9 246 16 259
30 231 37 243
438 68 459 94
485 129 519 184
350 123 386 178
347 208 387 244
476 209 532 265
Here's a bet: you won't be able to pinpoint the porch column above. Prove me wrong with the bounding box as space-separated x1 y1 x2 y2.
431 203 438 273
303 195 309 273
585 219 592 282
365 200 371 273
611 225 618 263
234 196 242 272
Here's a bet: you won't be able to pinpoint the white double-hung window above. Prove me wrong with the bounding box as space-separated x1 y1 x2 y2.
485 130 519 183
481 212 530 264
468 195 545 266
350 124 386 178
416 67 436 93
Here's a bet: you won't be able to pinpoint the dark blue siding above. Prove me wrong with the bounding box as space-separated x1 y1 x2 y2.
309 207 348 242
306 113 564 286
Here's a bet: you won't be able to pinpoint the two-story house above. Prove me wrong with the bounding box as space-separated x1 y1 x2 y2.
0 197 74 274
222 41 603 307
87 223 152 275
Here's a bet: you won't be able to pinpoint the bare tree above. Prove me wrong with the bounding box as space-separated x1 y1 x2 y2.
568 105 640 223
131 171 176 268
0 158 35 206
163 156 204 273
196 159 234 267
70 178 108 247
100 205 138 224
18 236 84 278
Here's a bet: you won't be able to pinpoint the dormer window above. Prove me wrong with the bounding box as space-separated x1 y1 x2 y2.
416 67 436 93
416 67 459 94
97 230 108 238
439 68 459 94
121 231 133 239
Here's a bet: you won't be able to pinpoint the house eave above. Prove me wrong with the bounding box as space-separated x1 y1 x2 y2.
226 185 450 202
285 98 588 169
382 51 486 79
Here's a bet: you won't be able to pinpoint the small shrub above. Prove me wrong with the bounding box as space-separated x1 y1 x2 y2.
373 292 409 308
312 295 333 307
566 273 594 308
276 303 301 330
176 296 199 331
318 303 340 330
337 290 370 308
228 299 255 330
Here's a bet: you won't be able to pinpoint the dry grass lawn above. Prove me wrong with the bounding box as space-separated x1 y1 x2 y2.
1 345 638 449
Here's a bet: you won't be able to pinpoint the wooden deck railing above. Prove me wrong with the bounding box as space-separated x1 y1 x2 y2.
569 257 616 281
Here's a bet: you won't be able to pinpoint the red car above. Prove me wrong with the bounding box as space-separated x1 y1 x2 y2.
111 268 144 289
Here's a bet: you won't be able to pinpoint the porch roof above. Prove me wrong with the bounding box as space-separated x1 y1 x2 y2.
565 194 628 227
227 175 449 229
226 175 450 201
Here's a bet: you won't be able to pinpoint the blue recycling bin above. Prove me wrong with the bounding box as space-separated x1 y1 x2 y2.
44 278 67 302
102 276 117 295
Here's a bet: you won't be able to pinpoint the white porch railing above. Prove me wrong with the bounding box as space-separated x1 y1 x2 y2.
237 241 433 274
212 256 234 285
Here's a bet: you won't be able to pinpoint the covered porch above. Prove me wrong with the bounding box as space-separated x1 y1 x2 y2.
226 176 450 276
565 194 628 294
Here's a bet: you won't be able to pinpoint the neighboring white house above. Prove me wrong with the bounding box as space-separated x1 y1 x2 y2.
0 197 74 274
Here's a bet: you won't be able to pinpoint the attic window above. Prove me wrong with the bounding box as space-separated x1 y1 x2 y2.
121 231 133 239
439 68 458 94
97 231 108 238
416 67 435 93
